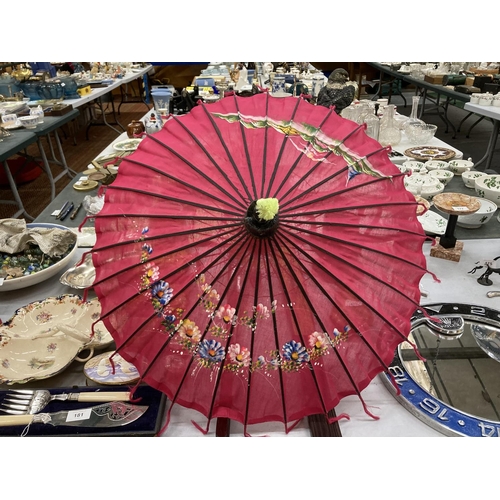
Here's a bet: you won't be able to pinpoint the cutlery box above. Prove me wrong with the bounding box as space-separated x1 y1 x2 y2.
0 384 167 437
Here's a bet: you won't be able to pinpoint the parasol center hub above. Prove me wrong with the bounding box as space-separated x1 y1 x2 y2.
245 198 279 237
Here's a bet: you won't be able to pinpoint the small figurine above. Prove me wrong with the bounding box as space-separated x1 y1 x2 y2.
316 68 358 114
469 256 500 286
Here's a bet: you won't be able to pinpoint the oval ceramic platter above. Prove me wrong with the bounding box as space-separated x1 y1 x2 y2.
0 294 113 385
0 222 78 292
84 351 139 385
113 138 142 152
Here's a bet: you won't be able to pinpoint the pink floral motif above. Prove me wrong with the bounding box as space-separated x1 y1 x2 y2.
308 331 328 359
224 343 251 372
216 304 236 324
254 303 270 320
227 344 250 366
36 311 52 323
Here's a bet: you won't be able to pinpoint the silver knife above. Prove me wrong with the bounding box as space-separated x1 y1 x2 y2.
0 402 147 428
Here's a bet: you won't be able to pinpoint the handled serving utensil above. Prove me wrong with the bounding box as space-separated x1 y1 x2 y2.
0 389 131 415
0 402 148 432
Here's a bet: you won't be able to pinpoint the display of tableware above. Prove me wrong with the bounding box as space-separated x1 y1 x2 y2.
113 138 142 151
272 74 286 95
84 351 139 385
0 222 78 292
18 115 39 129
425 160 449 171
456 198 497 229
1 113 20 129
37 81 65 100
417 210 448 235
404 173 445 201
59 252 95 289
462 170 488 189
151 89 172 116
448 159 474 176
126 119 145 138
29 104 44 123
475 175 500 204
478 93 494 106
493 95 500 107
401 160 425 173
73 179 99 191
404 146 456 161
0 295 106 384
469 94 481 104
429 169 454 186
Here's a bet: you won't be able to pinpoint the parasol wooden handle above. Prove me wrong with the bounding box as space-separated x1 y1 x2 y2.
76 391 131 402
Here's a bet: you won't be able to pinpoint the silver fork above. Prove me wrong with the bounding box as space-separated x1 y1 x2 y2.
0 389 131 415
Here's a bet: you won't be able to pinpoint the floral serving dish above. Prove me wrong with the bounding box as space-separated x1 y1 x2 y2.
475 175 500 204
462 170 488 189
425 160 449 171
417 210 447 235
429 169 454 185
457 198 497 229
404 174 445 200
0 294 113 385
448 159 474 176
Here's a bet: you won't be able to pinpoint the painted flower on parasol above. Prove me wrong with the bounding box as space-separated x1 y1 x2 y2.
87 92 431 434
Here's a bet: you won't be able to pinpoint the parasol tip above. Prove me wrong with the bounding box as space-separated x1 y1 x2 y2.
255 198 279 221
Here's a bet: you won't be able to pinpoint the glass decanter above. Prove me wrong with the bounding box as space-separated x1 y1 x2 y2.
364 106 380 141
378 104 401 147
403 95 424 138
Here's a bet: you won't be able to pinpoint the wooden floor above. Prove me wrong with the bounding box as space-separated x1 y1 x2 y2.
0 100 150 220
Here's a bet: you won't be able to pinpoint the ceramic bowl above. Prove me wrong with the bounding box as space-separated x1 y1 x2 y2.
0 222 78 292
404 174 445 201
18 115 39 129
425 160 449 171
475 175 500 204
448 159 474 176
401 160 425 173
429 169 454 185
457 198 498 229
462 170 488 189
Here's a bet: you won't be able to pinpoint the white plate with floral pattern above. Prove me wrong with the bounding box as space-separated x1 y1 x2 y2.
0 294 113 385
84 351 139 385
417 210 448 235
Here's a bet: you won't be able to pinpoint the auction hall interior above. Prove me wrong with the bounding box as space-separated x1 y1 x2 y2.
1 61 500 438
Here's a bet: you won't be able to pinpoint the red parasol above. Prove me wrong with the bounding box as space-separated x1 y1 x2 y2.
86 92 431 434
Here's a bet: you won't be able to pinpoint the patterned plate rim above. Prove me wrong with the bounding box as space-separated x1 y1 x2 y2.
404 146 456 161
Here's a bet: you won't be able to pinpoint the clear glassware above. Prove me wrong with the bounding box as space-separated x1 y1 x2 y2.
364 107 380 141
378 104 401 147
404 95 428 144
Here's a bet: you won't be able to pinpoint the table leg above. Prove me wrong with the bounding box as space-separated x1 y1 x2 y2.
1 160 34 220
474 119 500 170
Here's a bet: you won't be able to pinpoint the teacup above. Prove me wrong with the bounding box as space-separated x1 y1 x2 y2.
2 113 18 126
